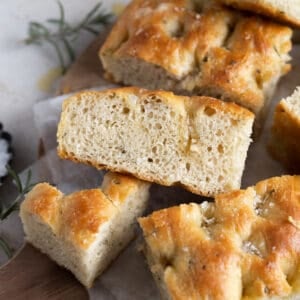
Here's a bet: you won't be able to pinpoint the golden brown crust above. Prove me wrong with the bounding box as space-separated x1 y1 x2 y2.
100 0 292 115
139 176 300 299
60 87 254 120
218 0 300 27
22 183 62 230
21 172 144 249
101 172 140 206
190 95 254 120
269 98 300 172
60 189 116 249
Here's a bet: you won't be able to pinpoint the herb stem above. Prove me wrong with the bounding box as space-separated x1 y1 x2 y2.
47 38 66 73
0 167 36 258
0 236 13 258
24 1 112 71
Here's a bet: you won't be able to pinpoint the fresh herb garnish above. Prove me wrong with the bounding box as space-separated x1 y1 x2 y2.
25 1 112 73
0 166 36 258
0 237 12 258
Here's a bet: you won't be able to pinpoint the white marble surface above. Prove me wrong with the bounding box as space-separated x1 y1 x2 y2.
0 0 123 172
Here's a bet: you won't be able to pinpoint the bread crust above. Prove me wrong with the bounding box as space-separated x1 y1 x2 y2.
218 0 300 27
21 172 144 249
269 90 300 172
139 176 300 299
21 183 63 231
60 87 254 120
20 172 150 288
100 0 292 115
57 87 254 197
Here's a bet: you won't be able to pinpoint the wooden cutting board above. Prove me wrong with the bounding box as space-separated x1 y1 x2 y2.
0 32 108 299
0 244 88 300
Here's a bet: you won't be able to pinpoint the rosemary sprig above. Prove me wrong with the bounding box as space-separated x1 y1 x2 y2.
0 167 35 221
0 237 12 258
0 166 36 258
25 1 112 73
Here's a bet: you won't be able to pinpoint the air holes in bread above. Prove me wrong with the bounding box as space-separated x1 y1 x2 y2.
223 19 238 50
191 0 204 14
204 106 216 116
218 144 224 154
231 119 239 126
255 70 263 89
123 107 130 114
165 20 185 38
160 255 173 270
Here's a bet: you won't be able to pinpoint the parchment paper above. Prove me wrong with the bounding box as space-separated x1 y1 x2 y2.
2 47 300 299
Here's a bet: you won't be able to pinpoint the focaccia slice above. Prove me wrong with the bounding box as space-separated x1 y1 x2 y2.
20 172 150 287
100 0 292 119
139 176 300 299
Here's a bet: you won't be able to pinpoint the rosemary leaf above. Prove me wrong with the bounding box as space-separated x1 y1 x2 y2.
47 38 67 73
82 26 100 36
1 167 36 221
57 0 65 31
0 236 13 259
62 38 75 62
25 1 112 72
24 169 32 191
78 2 104 28
6 166 22 193
0 166 37 258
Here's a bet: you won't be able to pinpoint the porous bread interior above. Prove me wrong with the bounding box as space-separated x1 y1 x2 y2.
20 180 149 287
82 183 149 286
284 87 300 116
100 0 292 118
58 91 253 196
139 176 300 299
102 54 280 118
104 56 179 95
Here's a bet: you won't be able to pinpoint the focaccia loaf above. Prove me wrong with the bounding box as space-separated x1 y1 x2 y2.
20 172 150 287
218 0 300 27
139 175 300 300
100 0 292 119
57 87 254 197
269 87 300 172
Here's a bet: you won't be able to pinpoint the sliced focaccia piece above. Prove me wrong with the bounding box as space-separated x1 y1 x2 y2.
139 175 300 299
218 0 300 27
20 172 150 288
269 87 300 172
57 87 254 197
100 0 292 119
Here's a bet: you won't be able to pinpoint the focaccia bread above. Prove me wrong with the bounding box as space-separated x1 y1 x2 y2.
20 172 150 288
100 0 292 118
269 87 300 172
57 87 254 197
139 175 300 300
218 0 300 27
